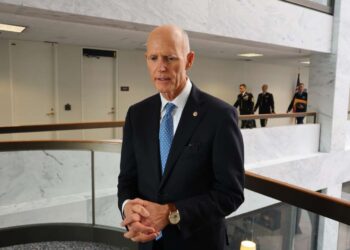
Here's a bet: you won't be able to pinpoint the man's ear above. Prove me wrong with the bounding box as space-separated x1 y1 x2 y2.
185 51 195 70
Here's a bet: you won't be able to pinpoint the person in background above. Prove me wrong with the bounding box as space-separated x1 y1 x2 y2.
118 24 245 250
287 83 308 124
254 84 275 127
234 84 255 128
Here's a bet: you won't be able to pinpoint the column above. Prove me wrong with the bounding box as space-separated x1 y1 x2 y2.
308 0 350 153
317 184 342 250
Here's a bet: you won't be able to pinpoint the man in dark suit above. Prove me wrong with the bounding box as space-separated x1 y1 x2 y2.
287 83 308 124
117 25 245 250
254 84 275 127
234 84 255 128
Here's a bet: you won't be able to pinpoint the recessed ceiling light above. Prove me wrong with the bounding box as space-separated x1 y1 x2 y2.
0 23 26 33
237 53 263 58
300 60 310 64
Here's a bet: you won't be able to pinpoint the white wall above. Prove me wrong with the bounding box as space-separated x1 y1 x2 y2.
191 56 309 126
0 39 311 139
0 39 11 140
117 50 156 123
56 44 83 139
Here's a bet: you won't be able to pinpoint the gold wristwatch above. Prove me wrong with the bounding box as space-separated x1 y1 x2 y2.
168 203 180 225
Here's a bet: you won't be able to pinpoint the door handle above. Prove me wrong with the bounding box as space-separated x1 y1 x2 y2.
108 107 115 115
46 108 55 116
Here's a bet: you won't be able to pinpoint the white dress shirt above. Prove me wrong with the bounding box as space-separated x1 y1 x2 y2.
122 78 192 213
159 78 192 133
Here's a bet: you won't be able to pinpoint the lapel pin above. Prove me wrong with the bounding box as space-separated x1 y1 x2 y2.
193 111 198 117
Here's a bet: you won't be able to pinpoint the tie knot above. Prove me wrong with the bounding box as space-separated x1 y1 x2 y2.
164 103 176 115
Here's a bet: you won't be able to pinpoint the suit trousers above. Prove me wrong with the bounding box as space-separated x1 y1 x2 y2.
260 118 267 127
152 238 164 250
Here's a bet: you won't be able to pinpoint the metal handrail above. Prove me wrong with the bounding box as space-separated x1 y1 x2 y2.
0 112 318 134
245 171 350 225
0 140 120 152
239 111 317 123
0 121 124 134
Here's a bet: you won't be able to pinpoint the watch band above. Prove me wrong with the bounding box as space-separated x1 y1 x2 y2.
168 203 177 212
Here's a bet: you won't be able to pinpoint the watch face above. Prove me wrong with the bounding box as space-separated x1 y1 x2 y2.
169 211 180 224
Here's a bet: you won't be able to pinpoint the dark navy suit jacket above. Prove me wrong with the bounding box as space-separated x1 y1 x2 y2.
118 84 245 250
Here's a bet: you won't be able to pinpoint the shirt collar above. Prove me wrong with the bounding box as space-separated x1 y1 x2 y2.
160 78 192 112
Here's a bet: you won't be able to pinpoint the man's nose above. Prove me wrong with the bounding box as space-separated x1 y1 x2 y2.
157 59 167 72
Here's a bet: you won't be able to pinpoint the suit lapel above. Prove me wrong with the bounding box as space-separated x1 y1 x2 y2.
145 95 162 183
159 85 205 189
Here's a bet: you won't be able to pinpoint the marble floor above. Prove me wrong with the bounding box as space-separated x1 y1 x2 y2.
0 241 122 250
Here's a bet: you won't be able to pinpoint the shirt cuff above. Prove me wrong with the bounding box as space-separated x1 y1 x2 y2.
121 199 130 217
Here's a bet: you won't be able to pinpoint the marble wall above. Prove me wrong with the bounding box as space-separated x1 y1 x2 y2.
252 149 350 192
242 124 320 166
346 121 350 149
309 0 350 153
0 150 91 206
0 0 332 52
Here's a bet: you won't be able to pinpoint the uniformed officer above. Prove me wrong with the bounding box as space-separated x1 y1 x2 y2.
254 84 275 127
234 84 255 128
287 83 308 124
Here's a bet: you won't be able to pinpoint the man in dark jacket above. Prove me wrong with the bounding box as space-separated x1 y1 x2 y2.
234 84 255 128
254 84 275 127
118 24 245 250
287 83 308 124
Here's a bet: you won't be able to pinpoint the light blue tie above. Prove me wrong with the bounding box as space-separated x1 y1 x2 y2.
157 103 176 241
159 103 176 175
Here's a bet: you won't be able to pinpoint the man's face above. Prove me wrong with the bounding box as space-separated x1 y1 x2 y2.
262 85 268 92
298 84 304 92
239 86 246 94
145 29 194 99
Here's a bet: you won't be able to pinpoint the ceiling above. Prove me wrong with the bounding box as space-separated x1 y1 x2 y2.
0 10 311 65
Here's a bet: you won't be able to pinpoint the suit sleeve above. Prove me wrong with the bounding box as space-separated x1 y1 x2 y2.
248 94 254 114
254 94 260 112
271 94 275 113
174 107 245 239
233 95 240 108
117 107 139 213
304 93 308 111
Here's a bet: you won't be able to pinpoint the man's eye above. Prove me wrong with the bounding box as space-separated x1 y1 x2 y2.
149 56 157 61
167 56 176 61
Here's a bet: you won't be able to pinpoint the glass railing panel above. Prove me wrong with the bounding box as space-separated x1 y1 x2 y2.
281 0 333 14
0 150 92 228
82 128 122 141
94 143 123 228
339 181 350 249
1 128 123 141
0 122 124 141
238 112 317 129
1 141 349 250
309 0 332 6
226 190 319 250
338 223 350 250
